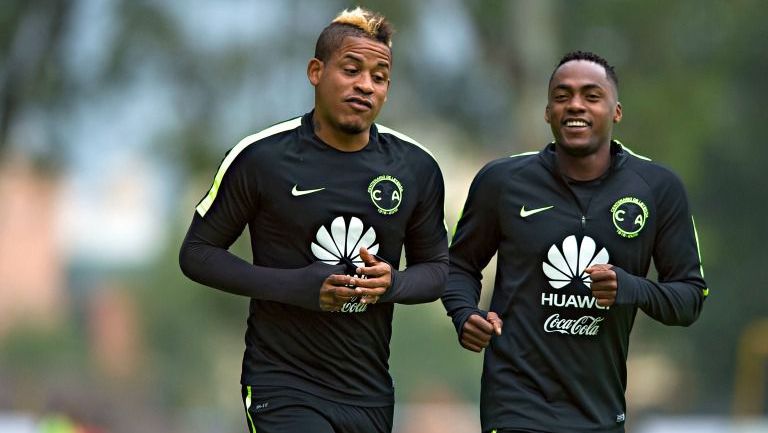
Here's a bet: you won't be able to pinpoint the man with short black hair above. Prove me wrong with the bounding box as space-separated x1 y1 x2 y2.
442 51 707 433
179 7 448 433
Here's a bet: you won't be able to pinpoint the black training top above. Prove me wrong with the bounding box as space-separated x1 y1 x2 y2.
180 111 448 406
442 142 707 433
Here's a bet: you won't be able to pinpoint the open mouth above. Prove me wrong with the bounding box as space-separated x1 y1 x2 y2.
563 118 590 128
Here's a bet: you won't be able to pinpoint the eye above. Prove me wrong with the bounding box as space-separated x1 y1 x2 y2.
586 93 601 101
344 67 358 75
553 93 569 102
373 73 387 83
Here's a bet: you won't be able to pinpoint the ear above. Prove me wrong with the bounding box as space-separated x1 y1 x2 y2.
613 101 623 123
544 104 551 124
307 58 323 86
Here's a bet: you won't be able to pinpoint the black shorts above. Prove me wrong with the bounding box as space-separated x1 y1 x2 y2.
241 385 393 433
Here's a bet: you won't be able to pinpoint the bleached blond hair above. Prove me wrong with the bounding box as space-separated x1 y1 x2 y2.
314 6 393 61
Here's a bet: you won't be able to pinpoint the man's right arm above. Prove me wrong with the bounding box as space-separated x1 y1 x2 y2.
441 162 504 347
179 214 346 311
178 146 347 311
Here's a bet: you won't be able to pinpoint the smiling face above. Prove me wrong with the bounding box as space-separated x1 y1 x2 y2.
308 35 391 145
545 60 622 157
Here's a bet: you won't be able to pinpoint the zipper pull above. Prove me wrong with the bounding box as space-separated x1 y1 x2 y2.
581 215 586 228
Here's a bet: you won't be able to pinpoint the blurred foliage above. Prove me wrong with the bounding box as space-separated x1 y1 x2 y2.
1 0 767 431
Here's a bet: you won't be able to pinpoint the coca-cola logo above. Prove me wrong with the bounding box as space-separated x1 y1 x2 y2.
340 297 368 313
543 313 604 336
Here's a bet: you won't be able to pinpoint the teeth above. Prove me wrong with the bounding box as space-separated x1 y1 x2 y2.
566 120 588 127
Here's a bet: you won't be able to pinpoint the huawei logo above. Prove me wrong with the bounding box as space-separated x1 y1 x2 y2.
311 216 379 273
542 235 609 289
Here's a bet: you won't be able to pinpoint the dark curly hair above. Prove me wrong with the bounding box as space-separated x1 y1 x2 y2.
550 51 618 90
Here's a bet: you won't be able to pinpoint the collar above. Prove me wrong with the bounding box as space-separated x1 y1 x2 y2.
538 140 629 177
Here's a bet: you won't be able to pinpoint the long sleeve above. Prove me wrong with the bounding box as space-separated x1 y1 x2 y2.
179 214 345 311
380 161 449 304
382 260 448 304
179 145 344 311
441 162 503 335
614 172 707 325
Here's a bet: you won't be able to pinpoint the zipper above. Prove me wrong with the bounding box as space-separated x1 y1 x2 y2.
554 169 592 233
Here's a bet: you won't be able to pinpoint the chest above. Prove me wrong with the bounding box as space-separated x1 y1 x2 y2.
250 149 422 261
498 172 658 271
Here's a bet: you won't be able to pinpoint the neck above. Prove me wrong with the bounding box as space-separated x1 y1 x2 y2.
555 142 612 181
312 112 369 152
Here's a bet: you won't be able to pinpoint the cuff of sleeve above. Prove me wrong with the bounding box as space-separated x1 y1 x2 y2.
613 266 640 306
374 255 397 303
452 307 486 341
297 262 346 311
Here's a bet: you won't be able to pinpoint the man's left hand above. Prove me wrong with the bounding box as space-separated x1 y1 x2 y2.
352 247 392 304
585 263 617 307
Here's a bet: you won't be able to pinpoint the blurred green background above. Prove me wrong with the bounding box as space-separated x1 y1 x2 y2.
1 1 766 432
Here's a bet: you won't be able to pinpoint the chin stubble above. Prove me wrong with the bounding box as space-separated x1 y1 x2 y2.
339 121 366 135
557 140 600 157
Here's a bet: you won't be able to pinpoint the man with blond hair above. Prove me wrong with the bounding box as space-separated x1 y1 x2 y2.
179 7 448 433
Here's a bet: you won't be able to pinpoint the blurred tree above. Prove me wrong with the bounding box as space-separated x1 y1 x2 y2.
1 1 767 430
0 0 73 167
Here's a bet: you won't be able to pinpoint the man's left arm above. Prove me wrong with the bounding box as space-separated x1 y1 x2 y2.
589 174 707 326
358 163 449 304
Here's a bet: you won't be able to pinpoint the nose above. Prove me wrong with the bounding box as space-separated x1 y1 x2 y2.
354 73 374 95
566 95 586 112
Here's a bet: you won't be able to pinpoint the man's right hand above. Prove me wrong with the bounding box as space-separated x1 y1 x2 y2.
319 274 359 312
460 312 503 352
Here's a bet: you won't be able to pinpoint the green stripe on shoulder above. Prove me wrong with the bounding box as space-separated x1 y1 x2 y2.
376 124 437 160
376 124 449 237
196 117 302 216
509 151 539 158
615 139 652 161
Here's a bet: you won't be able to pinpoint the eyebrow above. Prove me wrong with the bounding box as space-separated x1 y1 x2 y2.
341 52 390 69
552 83 605 92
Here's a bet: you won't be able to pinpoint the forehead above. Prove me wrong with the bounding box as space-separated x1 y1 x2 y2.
550 60 614 93
333 36 392 66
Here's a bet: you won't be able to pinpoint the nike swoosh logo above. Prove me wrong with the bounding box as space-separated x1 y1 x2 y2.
520 205 554 218
291 185 325 196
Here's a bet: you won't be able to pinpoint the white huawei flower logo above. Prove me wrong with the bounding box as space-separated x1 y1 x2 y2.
542 235 609 289
311 216 379 270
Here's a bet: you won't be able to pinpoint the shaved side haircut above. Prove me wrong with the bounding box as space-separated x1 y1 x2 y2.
314 7 394 62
